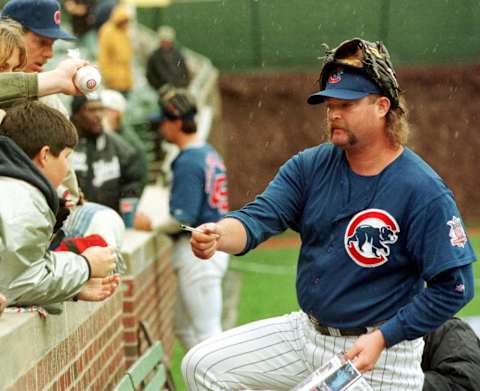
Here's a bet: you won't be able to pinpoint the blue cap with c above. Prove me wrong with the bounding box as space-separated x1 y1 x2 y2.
1 0 76 41
308 67 382 104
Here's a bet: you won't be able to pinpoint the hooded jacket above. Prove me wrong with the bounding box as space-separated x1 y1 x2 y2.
98 4 134 92
0 136 90 307
146 45 190 90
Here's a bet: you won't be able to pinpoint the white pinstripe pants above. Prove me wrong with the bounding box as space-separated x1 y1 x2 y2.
173 237 229 350
182 311 424 391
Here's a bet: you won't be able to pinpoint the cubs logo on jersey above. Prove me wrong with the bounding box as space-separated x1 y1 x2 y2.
344 208 399 267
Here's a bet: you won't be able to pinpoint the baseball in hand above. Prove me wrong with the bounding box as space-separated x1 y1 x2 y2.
74 66 101 95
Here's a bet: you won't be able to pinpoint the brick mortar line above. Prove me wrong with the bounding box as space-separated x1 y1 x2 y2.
43 310 123 390
95 343 124 390
84 317 125 390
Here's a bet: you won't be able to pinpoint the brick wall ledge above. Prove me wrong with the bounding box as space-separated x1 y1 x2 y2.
0 295 121 390
0 229 176 390
121 229 172 276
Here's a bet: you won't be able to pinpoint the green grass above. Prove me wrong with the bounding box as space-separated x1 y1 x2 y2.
235 247 300 324
170 230 480 390
459 232 480 316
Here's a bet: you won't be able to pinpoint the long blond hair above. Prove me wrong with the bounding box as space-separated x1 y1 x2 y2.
385 96 410 146
0 18 27 71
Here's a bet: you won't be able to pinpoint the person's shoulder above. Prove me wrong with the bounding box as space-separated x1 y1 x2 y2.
293 143 341 166
150 47 164 56
203 143 224 158
395 148 449 192
106 131 136 151
0 177 50 217
98 21 114 34
300 143 337 157
0 176 36 193
176 145 209 166
182 143 214 157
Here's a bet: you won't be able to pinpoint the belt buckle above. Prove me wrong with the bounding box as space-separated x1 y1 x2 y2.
309 314 341 337
327 327 342 337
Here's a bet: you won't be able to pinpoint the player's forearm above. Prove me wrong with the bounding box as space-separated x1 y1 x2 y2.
380 263 474 347
216 217 248 255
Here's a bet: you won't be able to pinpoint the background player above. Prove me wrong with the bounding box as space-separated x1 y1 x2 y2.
181 38 476 390
134 86 229 350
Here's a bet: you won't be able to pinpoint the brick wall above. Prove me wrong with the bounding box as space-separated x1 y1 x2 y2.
7 292 124 391
0 231 177 390
122 243 176 368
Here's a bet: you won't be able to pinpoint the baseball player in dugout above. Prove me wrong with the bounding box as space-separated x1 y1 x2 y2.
134 86 230 351
184 38 477 390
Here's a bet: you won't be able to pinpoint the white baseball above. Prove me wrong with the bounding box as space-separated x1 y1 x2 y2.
74 66 102 94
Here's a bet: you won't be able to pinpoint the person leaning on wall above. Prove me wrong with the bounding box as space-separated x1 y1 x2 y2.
0 102 120 312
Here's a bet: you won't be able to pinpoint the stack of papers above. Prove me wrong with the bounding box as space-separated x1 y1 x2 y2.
291 353 373 391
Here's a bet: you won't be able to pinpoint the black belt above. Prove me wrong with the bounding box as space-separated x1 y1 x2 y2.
308 314 377 337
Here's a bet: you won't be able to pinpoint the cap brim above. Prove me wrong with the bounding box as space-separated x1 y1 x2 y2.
29 26 77 41
307 90 369 105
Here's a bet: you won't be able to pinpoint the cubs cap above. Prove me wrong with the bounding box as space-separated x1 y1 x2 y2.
307 66 382 105
1 0 76 41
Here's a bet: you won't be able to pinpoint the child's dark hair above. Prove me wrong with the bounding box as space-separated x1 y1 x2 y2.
0 101 78 158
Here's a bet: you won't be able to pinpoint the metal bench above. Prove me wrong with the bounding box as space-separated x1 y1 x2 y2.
114 341 174 391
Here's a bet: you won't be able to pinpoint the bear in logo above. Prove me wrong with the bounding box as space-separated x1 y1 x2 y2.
347 225 397 258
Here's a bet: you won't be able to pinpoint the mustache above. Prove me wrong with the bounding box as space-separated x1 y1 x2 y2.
328 121 348 132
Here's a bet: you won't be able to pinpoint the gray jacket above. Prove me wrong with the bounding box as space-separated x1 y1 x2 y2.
0 136 89 307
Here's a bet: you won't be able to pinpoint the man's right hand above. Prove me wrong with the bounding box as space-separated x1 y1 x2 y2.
38 59 89 97
82 246 117 277
54 59 89 95
190 223 221 259
76 274 121 301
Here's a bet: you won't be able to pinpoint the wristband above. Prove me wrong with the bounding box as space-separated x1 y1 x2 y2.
80 254 91 279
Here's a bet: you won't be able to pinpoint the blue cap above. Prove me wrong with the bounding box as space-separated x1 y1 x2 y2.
1 0 76 41
307 67 382 104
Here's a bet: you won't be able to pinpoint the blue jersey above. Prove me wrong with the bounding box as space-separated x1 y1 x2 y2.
170 143 228 226
228 144 476 346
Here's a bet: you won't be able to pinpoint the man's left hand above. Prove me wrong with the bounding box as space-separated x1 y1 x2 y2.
76 274 121 301
344 329 386 373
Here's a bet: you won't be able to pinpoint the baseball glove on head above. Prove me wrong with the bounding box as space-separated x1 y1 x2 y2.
318 38 400 108
158 84 197 119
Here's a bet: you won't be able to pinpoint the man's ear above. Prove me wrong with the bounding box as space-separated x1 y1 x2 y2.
32 145 50 168
376 96 391 117
175 118 184 129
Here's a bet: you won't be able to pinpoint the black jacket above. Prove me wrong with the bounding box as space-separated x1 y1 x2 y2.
146 46 190 90
71 131 144 212
422 317 480 391
0 136 58 213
